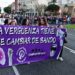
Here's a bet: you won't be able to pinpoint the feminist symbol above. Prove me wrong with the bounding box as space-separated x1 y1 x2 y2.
17 47 27 63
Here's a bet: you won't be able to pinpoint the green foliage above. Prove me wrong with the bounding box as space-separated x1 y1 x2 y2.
66 25 75 29
63 12 68 16
0 7 1 13
4 6 11 14
45 4 60 12
52 0 56 4
64 4 68 7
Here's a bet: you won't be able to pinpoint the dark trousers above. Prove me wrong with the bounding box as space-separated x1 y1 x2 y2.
59 46 63 57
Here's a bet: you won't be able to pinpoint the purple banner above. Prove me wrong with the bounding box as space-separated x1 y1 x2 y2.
0 26 61 67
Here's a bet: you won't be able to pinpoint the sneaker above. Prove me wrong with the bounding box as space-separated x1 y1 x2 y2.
58 57 63 62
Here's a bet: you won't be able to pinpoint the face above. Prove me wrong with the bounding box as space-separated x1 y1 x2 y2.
11 20 17 25
12 21 16 25
40 19 45 25
60 25 64 28
26 19 30 25
8 19 12 24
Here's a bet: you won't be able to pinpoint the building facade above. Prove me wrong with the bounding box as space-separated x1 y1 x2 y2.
15 0 39 16
10 0 75 17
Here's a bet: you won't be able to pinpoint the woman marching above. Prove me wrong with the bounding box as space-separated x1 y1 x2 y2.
57 25 65 61
22 17 30 26
38 17 48 26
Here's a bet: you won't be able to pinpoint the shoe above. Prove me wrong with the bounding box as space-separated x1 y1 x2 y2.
58 57 63 62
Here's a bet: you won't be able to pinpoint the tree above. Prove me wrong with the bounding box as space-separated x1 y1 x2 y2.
36 4 47 16
0 7 1 13
51 0 56 4
4 6 11 14
45 4 60 16
45 4 60 12
64 4 68 8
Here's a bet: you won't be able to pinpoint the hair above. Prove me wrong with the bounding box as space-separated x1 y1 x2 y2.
38 17 47 26
4 19 8 25
22 18 30 26
9 19 17 25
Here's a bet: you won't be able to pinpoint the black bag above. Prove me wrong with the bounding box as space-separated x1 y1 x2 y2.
64 32 67 37
64 38 67 43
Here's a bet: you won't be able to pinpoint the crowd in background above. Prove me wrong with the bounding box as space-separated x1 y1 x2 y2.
0 13 74 26
0 13 68 61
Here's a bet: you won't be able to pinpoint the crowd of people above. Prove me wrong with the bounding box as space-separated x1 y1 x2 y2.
0 14 68 62
0 13 71 26
0 16 66 26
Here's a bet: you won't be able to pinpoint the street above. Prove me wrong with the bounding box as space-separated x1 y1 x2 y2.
0 29 75 75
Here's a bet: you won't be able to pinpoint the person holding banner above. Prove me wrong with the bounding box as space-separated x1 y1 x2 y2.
4 18 12 25
34 17 39 26
4 19 9 25
57 25 64 61
10 19 17 25
38 17 48 26
22 18 30 26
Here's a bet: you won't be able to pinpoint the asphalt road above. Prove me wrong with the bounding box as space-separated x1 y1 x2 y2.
0 28 75 75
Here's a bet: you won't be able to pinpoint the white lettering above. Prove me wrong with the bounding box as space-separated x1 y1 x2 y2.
0 38 5 45
0 27 3 34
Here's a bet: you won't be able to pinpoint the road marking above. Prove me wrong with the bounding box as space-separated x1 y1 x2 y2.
68 33 75 37
64 46 75 54
12 66 20 75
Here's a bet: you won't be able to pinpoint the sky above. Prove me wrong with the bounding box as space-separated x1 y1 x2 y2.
0 0 70 8
0 0 15 8
38 0 48 5
0 0 48 8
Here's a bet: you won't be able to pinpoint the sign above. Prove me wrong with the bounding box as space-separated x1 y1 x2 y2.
0 26 61 67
